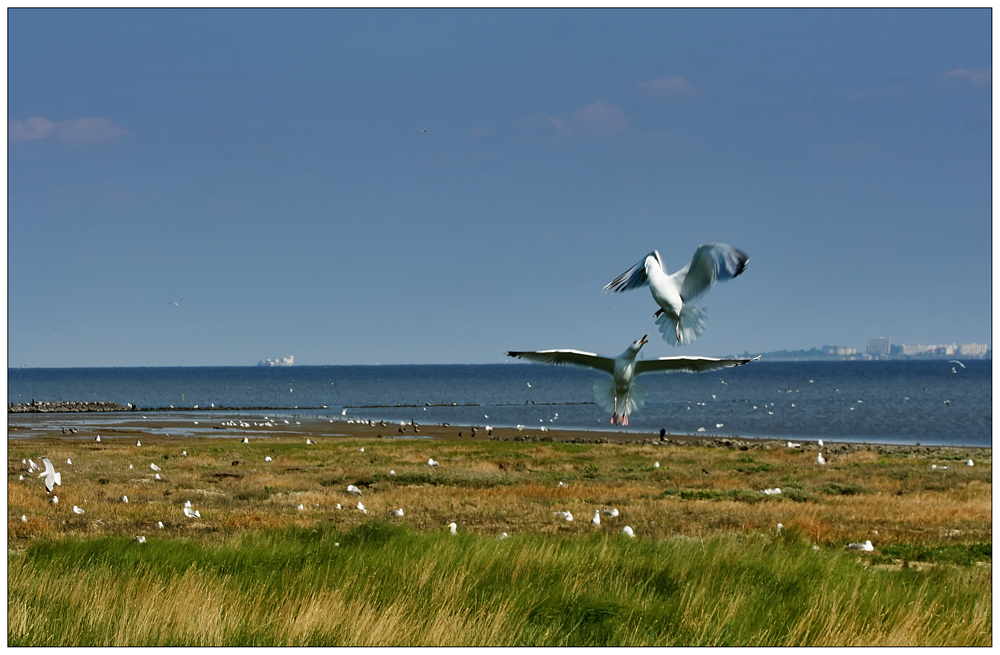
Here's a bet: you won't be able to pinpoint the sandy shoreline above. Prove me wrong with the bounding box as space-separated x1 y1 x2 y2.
6 410 990 457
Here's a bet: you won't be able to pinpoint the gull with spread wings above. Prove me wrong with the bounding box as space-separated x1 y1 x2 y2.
508 336 759 426
604 243 748 346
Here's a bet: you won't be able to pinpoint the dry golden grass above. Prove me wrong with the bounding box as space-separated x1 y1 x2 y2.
6 431 991 646
7 433 992 548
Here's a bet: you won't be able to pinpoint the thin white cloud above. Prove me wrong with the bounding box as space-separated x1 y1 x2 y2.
571 102 629 138
637 76 700 98
941 68 991 87
9 117 131 145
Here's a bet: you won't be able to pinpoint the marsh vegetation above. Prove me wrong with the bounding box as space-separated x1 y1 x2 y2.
7 434 991 646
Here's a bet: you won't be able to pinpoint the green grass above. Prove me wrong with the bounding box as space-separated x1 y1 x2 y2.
8 525 991 647
7 435 991 646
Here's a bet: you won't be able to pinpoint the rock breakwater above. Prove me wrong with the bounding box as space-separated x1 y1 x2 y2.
8 400 133 413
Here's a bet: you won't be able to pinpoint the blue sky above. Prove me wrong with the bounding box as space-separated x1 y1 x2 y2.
7 9 992 367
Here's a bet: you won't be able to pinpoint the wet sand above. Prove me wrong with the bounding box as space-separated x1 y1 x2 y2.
6 411 989 458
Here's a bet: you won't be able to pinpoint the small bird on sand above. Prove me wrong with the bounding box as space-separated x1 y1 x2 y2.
428 458 439 467
73 505 85 514
622 526 635 538
150 463 161 471
603 243 749 345
847 540 874 552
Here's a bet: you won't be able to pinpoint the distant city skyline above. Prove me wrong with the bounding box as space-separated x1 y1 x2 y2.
7 9 992 367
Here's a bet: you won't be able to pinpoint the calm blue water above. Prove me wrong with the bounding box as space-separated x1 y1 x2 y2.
7 361 992 447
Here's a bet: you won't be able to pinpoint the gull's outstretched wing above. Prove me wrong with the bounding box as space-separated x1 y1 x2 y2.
673 243 748 303
603 251 662 294
507 349 616 375
635 354 760 376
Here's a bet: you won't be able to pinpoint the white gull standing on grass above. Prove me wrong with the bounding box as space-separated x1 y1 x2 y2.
603 243 749 345
591 510 601 527
508 336 759 426
622 526 635 538
847 540 874 551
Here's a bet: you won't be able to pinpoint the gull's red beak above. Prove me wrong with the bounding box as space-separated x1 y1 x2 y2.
639 335 648 346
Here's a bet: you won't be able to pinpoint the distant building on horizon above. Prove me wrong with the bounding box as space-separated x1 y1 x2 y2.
866 337 891 356
901 343 961 356
822 345 857 356
959 343 989 356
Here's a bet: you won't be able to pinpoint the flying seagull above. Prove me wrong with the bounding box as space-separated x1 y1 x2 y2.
507 336 759 426
39 457 61 494
603 243 749 345
168 298 182 306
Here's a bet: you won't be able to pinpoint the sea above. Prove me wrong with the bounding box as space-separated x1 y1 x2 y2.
6 360 992 447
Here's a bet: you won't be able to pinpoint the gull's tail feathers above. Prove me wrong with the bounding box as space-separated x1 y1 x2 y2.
656 306 708 346
592 379 647 416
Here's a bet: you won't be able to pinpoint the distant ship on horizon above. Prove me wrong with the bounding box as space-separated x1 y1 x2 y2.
257 355 294 367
